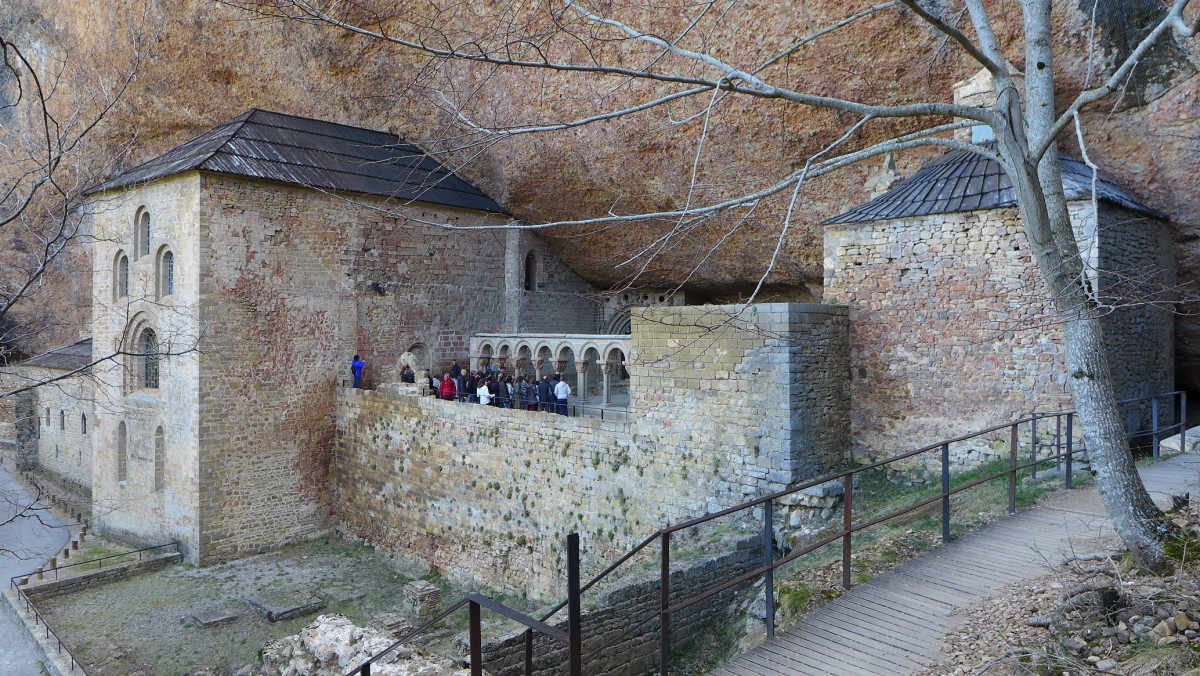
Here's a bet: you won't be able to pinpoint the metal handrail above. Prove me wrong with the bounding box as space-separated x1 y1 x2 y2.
346 534 585 676
345 390 1187 676
9 541 181 589
10 580 89 674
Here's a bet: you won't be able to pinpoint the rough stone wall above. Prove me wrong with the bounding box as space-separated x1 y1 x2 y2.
824 202 1174 458
630 303 851 487
19 367 94 491
90 174 203 558
334 303 849 597
195 174 591 564
481 539 760 676
505 230 600 334
1096 204 1176 428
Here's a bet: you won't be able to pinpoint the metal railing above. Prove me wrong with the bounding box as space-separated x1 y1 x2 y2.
347 534 584 676
348 390 1187 675
9 541 181 585
6 541 182 676
9 582 88 674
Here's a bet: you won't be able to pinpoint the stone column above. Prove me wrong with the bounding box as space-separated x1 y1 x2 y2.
534 358 544 381
554 360 567 375
498 356 509 373
601 362 614 405
575 360 590 402
515 357 528 378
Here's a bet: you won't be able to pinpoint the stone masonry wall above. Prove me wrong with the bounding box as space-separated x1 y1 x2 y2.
334 303 849 597
23 367 93 491
90 174 203 559
1096 205 1176 428
196 175 593 564
630 304 851 487
823 202 1174 459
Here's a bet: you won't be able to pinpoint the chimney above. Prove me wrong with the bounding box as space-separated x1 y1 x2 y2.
952 66 1024 144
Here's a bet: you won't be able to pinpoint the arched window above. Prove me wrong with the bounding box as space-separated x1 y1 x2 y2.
138 210 151 259
114 253 129 300
524 251 538 292
59 410 65 430
161 251 175 297
139 329 160 389
117 421 128 483
154 426 165 491
81 414 87 435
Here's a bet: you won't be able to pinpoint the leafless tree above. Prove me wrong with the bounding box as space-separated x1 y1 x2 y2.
229 0 1200 569
0 10 198 559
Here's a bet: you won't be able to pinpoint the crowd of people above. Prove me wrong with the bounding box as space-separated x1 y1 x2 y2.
429 360 574 415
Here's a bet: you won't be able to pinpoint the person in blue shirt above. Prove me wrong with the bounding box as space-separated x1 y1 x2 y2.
351 355 365 388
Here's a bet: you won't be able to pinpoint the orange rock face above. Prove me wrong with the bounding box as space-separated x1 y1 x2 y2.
6 0 1200 384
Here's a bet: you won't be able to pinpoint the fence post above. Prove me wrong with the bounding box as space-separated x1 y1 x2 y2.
941 443 950 544
1030 417 1038 480
1008 424 1018 515
523 630 533 676
1065 413 1074 490
1153 397 1160 462
763 500 775 639
660 530 671 676
842 473 853 590
360 661 371 676
1055 415 1062 472
470 600 483 676
567 533 583 676
1182 392 1188 455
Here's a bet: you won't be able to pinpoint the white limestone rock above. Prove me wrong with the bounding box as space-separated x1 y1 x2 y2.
259 614 473 676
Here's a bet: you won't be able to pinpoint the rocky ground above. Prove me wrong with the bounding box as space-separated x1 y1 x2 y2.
917 504 1200 676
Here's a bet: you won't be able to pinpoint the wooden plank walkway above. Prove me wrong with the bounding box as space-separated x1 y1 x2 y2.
714 452 1200 676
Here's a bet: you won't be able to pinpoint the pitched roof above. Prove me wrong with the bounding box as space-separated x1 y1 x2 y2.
824 145 1164 225
22 338 92 372
87 109 507 214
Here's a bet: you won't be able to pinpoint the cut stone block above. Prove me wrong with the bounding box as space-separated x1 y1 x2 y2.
246 594 326 623
191 609 239 628
403 580 441 622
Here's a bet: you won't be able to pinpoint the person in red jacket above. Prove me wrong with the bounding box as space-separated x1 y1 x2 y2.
439 372 457 400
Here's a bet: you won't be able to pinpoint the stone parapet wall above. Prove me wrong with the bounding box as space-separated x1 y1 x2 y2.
335 303 850 597
19 551 182 601
630 303 851 487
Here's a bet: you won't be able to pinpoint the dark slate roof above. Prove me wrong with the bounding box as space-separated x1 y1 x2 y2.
824 145 1164 224
87 110 507 214
22 338 92 372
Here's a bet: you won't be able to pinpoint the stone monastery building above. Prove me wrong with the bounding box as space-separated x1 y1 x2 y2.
3 100 1175 595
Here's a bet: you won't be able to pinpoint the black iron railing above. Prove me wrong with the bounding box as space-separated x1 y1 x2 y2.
7 541 182 676
347 391 1188 675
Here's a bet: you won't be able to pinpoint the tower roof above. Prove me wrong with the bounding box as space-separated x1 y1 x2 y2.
87 109 507 214
824 145 1163 225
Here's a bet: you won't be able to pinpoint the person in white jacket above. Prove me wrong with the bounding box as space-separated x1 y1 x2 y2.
477 381 492 405
553 374 571 416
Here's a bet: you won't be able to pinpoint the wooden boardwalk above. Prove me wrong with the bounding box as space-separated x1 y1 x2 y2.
714 452 1200 676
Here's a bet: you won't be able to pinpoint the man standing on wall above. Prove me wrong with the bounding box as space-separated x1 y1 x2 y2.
553 374 570 416
351 355 365 389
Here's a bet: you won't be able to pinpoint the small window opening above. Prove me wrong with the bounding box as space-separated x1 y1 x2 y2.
59 410 65 431
117 421 128 483
163 251 175 297
524 251 538 292
81 413 87 435
115 253 129 300
140 211 151 258
154 426 165 491
140 329 160 389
